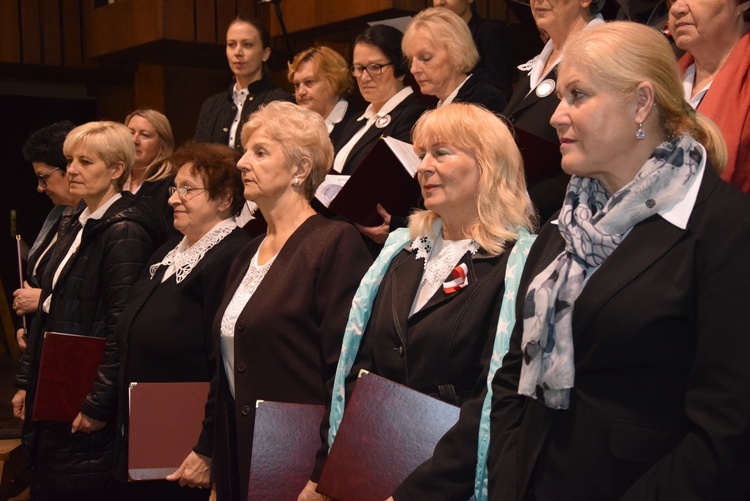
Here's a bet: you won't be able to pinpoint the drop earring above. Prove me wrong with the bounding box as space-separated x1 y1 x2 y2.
636 123 646 140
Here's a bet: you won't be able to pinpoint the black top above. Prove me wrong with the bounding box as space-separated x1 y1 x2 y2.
468 13 514 102
454 69 507 114
194 76 294 152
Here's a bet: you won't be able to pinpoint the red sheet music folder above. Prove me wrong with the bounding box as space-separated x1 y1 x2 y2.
317 372 460 501
248 401 325 501
326 137 421 227
32 331 105 422
128 381 210 480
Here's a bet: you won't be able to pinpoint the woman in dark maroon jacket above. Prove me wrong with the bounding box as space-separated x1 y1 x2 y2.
211 101 371 501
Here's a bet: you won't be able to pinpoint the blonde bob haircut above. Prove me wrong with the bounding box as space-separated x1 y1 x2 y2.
403 7 479 76
287 46 354 100
241 101 333 201
63 121 135 191
125 108 176 182
560 21 727 170
409 103 537 256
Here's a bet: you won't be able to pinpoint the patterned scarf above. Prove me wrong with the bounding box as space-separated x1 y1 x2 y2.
518 134 704 409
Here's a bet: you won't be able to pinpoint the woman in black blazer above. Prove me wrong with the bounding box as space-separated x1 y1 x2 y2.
489 23 750 500
331 24 427 246
115 143 249 499
212 101 371 501
502 0 604 223
402 8 506 114
329 103 537 501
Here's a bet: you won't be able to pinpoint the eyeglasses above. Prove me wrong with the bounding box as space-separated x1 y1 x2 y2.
350 62 393 78
168 186 207 198
37 168 61 188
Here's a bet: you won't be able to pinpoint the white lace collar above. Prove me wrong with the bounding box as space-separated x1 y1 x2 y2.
411 220 478 285
149 218 237 283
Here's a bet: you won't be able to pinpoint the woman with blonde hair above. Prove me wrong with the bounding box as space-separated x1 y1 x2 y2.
13 121 166 500
328 102 537 500
211 101 371 501
488 21 750 500
288 46 361 149
403 7 506 113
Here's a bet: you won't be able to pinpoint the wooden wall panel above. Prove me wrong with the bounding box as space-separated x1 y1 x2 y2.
165 0 195 41
134 63 166 111
41 0 62 66
61 0 83 67
195 0 217 43
20 0 42 64
0 0 21 63
215 0 238 37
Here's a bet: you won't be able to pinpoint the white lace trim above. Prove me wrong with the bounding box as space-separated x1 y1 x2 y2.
517 55 539 72
149 220 237 283
411 230 478 286
220 248 276 338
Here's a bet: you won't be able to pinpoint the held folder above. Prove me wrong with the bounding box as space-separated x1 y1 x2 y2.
128 381 210 481
317 136 422 227
248 401 325 501
317 372 460 501
32 331 106 422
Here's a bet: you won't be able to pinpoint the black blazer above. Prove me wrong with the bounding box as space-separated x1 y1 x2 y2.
210 215 372 501
468 13 514 101
488 165 750 500
454 69 507 115
348 240 516 500
335 92 427 176
503 71 568 223
329 100 365 155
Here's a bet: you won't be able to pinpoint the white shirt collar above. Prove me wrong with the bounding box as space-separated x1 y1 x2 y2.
232 83 249 108
682 63 710 110
326 99 349 134
79 192 122 227
438 74 471 108
358 86 414 122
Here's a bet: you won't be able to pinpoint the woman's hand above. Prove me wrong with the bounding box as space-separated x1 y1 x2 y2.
166 451 211 488
297 480 329 501
12 282 41 315
354 203 392 245
209 483 217 501
11 390 26 420
16 328 28 351
71 412 106 434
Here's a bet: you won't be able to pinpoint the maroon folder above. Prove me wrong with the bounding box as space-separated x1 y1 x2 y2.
32 332 106 422
326 137 421 227
128 381 210 480
317 372 460 501
248 401 325 501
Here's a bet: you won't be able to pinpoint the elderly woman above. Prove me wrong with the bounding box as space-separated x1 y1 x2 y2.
288 46 361 149
194 16 293 152
432 0 514 100
328 102 537 501
503 0 604 223
332 24 427 245
114 143 249 499
670 0 750 192
12 121 166 500
211 101 371 501
488 22 750 499
12 121 79 351
403 8 507 113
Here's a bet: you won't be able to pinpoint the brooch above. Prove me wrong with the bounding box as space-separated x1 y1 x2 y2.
443 263 469 294
536 79 556 98
375 114 391 128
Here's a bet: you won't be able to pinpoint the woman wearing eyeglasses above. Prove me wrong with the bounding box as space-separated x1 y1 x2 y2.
331 24 428 247
114 142 249 499
12 121 80 351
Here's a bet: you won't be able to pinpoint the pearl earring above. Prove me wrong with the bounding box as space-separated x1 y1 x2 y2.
636 123 646 140
293 177 300 187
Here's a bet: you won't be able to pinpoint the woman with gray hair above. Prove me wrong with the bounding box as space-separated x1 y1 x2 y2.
403 7 506 113
12 121 166 499
210 101 372 501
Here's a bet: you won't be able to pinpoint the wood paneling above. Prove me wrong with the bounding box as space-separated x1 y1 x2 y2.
195 0 218 43
41 0 62 66
61 0 83 67
0 0 21 63
165 0 195 42
20 0 42 64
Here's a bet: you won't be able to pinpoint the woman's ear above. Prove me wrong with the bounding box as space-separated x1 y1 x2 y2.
218 192 233 213
110 161 126 181
293 157 313 181
634 81 657 126
262 46 271 63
